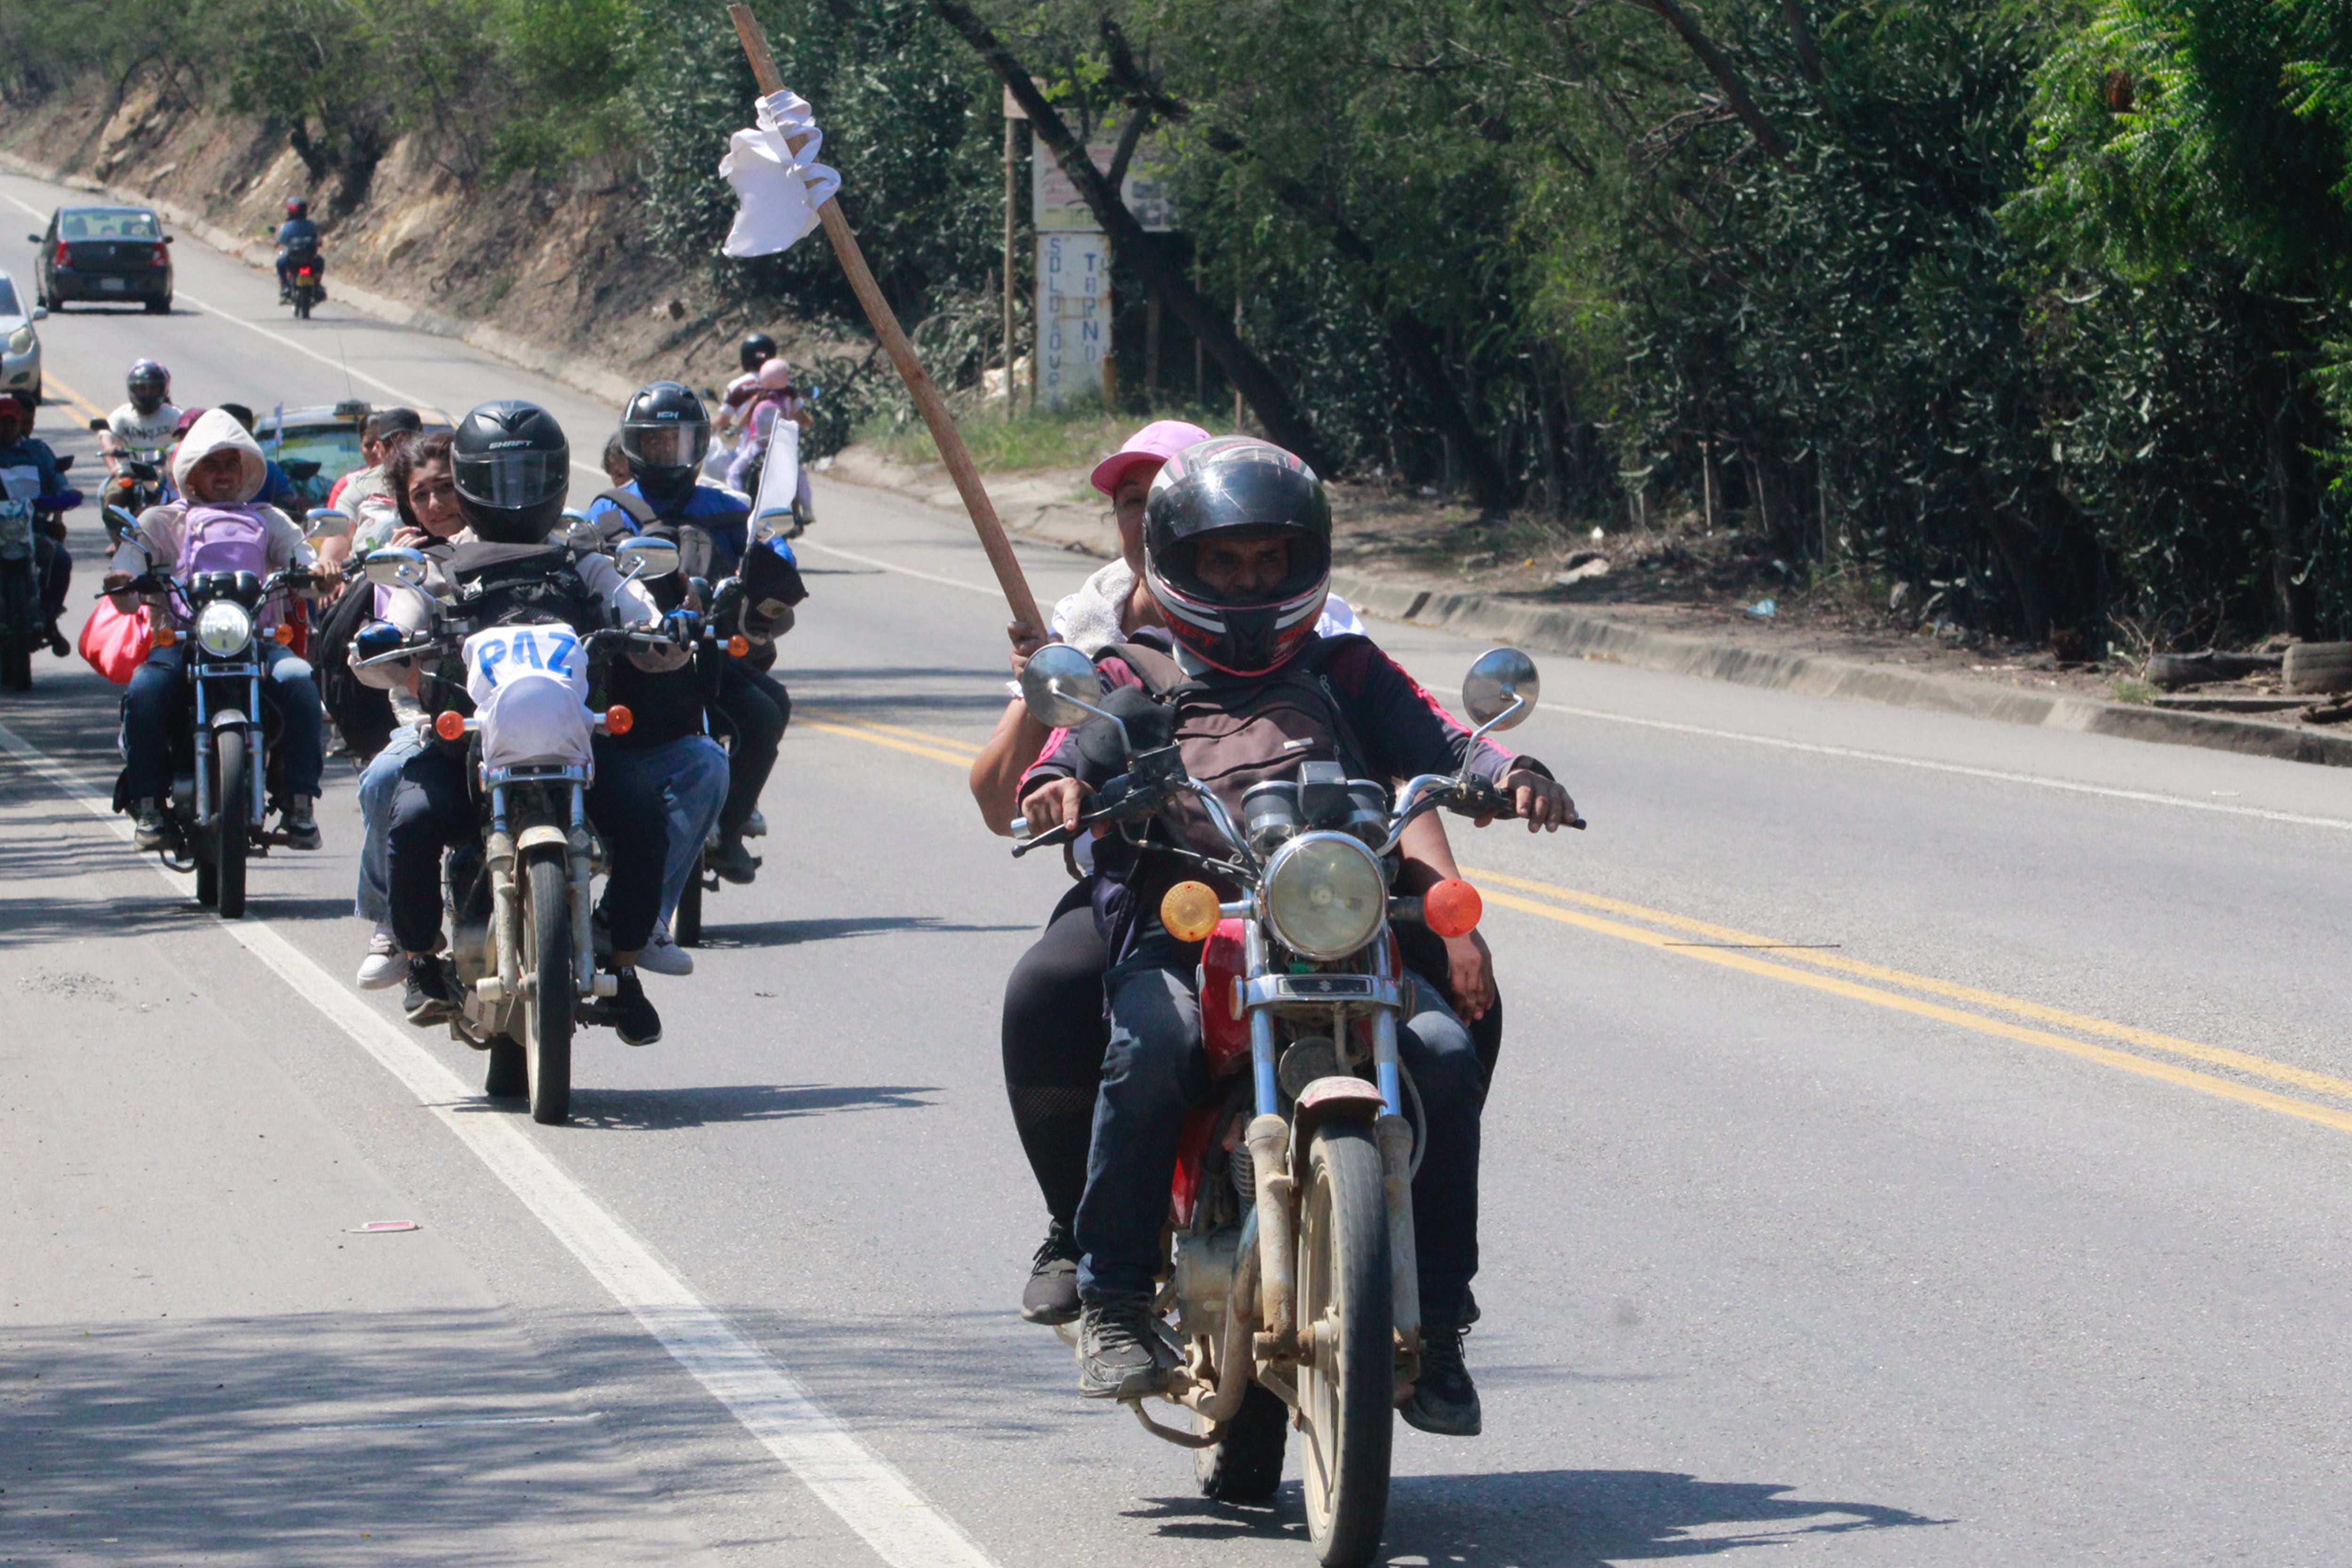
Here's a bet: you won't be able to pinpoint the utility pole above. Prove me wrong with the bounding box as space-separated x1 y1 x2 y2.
1001 87 1024 417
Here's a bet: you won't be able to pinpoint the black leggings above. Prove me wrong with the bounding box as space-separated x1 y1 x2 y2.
711 662 788 836
999 884 1503 1227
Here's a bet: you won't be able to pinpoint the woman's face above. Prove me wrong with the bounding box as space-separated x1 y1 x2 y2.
405 458 464 538
1113 472 1154 568
184 448 247 504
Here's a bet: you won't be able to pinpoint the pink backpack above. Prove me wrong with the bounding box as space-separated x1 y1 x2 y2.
180 504 272 578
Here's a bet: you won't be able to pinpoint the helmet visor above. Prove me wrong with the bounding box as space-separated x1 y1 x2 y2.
453 448 567 510
1161 526 1331 609
621 421 709 472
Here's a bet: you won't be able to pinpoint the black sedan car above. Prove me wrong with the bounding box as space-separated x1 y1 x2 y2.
29 205 173 313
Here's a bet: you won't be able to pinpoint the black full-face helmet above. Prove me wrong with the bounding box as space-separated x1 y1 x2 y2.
619 380 711 509
739 332 779 375
285 197 308 220
451 400 570 543
1142 436 1333 676
127 359 170 414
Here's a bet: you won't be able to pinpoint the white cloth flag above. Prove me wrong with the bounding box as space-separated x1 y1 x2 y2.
721 90 842 258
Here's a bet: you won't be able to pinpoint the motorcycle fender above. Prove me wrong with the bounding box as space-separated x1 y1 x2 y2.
516 824 567 854
1288 1075 1388 1153
209 708 249 732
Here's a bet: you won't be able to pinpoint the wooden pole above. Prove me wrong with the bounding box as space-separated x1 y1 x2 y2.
1001 89 1020 423
728 3 1042 633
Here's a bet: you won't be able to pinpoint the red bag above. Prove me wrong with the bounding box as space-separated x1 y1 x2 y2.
79 597 154 685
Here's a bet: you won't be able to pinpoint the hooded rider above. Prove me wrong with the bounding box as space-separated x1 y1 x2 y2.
1015 437 1576 1436
369 401 679 1047
104 408 327 851
583 381 804 888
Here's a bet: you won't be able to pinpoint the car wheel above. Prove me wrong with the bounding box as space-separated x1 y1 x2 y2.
145 296 170 316
27 381 39 406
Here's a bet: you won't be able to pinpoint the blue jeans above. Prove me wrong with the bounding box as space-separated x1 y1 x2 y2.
122 641 324 802
355 723 428 923
595 735 728 924
1074 931 1488 1323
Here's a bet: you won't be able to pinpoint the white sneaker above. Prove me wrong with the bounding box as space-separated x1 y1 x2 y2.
356 925 404 990
637 922 693 977
743 810 767 838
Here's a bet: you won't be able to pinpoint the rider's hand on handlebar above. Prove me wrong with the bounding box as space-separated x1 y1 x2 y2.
1019 776 1091 835
1483 769 1578 833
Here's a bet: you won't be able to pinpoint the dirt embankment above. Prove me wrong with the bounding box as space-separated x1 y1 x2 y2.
0 73 795 400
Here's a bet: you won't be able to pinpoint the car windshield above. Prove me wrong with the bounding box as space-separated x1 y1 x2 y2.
60 209 161 241
0 279 20 317
262 422 365 504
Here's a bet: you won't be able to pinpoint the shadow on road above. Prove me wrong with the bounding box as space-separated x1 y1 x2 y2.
1136 1468 1947 1564
564 1081 940 1130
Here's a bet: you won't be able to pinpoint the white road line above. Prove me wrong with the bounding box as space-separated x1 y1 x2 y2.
1 189 46 222
0 720 999 1568
796 537 1004 597
296 1413 602 1432
171 289 430 407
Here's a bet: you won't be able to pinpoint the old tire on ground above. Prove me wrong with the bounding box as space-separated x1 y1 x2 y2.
2283 642 2352 695
1196 1381 1289 1503
485 1036 529 1098
1295 1121 1393 1568
214 727 247 920
521 851 573 1125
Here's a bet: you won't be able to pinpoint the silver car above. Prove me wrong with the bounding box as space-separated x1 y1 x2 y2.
0 271 44 404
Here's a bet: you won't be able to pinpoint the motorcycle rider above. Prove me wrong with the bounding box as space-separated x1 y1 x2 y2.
0 392 78 656
103 408 327 852
275 198 323 302
1015 436 1576 1434
973 422 1505 1329
582 381 802 889
99 359 182 516
372 401 676 1044
723 356 815 531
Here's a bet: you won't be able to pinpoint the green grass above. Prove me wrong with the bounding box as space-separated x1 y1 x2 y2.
2109 676 2158 705
855 396 1226 476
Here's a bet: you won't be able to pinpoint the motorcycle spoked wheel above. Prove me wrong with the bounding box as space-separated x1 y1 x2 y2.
1194 1381 1288 1503
1295 1121 1394 1568
520 850 573 1125
212 727 249 920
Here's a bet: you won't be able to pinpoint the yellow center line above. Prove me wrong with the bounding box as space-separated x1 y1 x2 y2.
802 708 983 758
1465 866 2352 1105
799 706 2349 1135
37 367 108 427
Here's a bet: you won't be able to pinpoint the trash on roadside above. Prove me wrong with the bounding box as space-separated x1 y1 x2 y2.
1749 599 1777 617
1555 550 1611 586
346 1220 421 1234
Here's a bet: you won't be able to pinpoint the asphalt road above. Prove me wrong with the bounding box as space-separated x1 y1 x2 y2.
4 163 2352 1566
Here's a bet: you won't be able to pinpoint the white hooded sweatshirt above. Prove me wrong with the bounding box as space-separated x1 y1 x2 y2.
110 408 314 613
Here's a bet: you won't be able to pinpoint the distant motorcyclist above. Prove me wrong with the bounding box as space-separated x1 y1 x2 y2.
99 359 181 515
275 198 323 302
371 400 678 1044
724 356 815 531
583 381 803 891
0 392 79 655
1014 437 1575 1431
103 409 327 852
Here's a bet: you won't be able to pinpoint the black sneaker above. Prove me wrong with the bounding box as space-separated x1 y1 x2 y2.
1077 1297 1176 1400
1021 1219 1082 1326
1400 1320 1482 1436
279 795 321 851
608 968 661 1046
403 955 461 1026
45 621 68 657
707 835 760 884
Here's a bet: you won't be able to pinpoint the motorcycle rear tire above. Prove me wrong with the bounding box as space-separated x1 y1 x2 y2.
521 851 573 1125
294 291 314 321
1195 1381 1288 1503
485 1036 529 1099
214 729 248 920
2 572 33 690
674 871 703 948
0 639 27 692
1296 1121 1393 1568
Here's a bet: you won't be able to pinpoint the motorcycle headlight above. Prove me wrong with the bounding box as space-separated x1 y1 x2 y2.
195 600 254 658
6 326 31 355
1262 830 1388 960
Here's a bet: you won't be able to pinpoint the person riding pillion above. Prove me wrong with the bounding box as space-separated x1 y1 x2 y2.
583 380 804 887
1015 437 1578 1437
105 409 329 851
370 401 683 1045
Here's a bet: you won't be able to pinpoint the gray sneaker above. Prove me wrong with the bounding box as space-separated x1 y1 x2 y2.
1020 1219 1081 1326
130 798 170 851
1077 1298 1176 1400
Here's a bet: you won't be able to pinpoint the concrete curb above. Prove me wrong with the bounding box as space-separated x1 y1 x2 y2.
0 148 637 406
1327 569 2352 769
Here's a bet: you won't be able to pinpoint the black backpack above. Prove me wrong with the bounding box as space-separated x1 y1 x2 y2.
312 574 397 760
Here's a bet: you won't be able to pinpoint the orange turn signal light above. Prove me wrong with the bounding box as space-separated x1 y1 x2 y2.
434 710 467 741
1160 880 1222 944
604 704 634 736
152 627 177 647
727 634 750 658
272 622 295 645
1423 877 1483 939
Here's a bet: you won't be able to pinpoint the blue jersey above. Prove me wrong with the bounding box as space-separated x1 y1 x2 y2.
0 437 65 501
276 218 320 251
583 479 795 573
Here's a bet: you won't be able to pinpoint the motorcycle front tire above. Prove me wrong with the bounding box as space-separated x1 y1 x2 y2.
521 851 573 1124
1195 1380 1288 1503
213 727 248 919
1296 1121 1393 1568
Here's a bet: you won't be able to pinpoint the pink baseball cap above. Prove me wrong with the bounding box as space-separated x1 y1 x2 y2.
1090 419 1212 498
